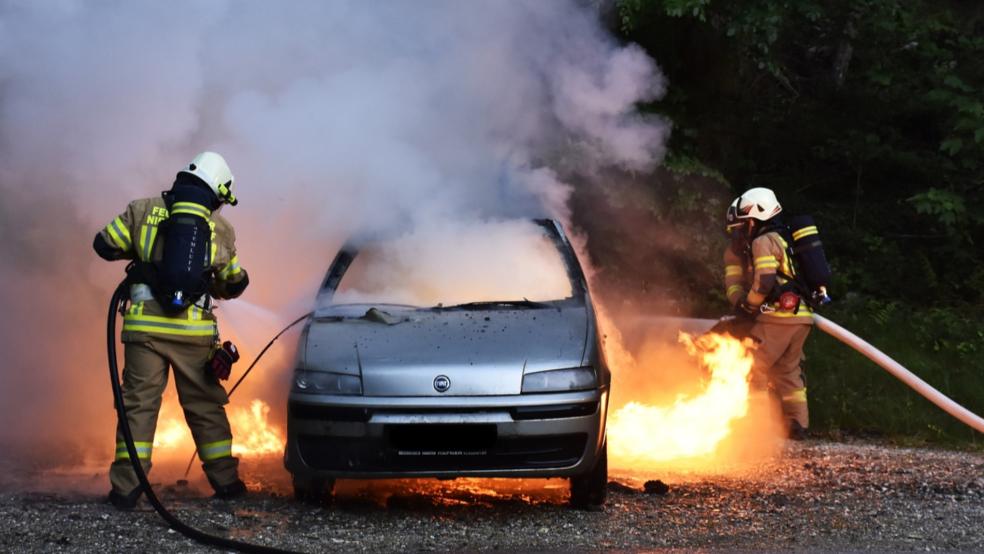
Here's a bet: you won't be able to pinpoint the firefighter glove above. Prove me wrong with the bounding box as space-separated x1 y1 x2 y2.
208 341 240 381
734 299 759 319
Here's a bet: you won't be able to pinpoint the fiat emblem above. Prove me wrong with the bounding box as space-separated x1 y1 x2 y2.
433 375 451 393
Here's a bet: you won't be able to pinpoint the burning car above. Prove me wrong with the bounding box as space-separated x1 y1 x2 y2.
284 219 610 507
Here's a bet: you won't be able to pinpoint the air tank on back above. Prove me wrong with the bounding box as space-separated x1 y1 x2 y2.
788 214 832 304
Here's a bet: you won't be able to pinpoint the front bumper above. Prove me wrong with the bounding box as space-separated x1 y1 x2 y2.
285 388 608 479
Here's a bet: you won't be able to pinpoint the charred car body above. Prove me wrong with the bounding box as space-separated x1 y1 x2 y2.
284 219 610 507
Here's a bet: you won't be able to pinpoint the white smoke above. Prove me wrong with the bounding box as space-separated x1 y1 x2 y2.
0 1 668 460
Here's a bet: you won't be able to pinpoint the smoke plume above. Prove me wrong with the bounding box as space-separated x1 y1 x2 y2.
0 1 668 466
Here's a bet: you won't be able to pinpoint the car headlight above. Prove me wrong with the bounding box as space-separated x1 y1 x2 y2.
521 367 597 393
293 370 362 395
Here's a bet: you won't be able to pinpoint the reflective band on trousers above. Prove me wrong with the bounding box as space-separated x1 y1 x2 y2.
199 439 233 461
782 388 808 404
725 265 743 277
727 284 744 298
116 441 152 460
792 226 819 241
123 313 216 337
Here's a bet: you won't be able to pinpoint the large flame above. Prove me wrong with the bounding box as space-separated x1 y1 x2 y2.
153 417 191 451
607 331 756 467
152 398 284 459
229 399 285 457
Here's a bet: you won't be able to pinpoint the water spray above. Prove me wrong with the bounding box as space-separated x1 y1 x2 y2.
181 312 312 477
704 313 984 434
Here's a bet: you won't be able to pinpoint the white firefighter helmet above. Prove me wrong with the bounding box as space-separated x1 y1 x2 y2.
734 187 781 221
726 197 740 226
179 151 238 206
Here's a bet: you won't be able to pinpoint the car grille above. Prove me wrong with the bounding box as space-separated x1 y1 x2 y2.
297 428 588 472
289 401 598 423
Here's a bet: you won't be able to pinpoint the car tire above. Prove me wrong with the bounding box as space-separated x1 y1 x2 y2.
569 440 607 509
293 475 335 505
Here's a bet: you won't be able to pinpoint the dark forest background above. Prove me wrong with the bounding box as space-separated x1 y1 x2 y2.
574 0 984 446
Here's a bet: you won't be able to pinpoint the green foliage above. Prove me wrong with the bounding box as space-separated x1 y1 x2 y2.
600 0 984 444
615 0 984 307
661 152 727 185
806 301 984 447
907 188 966 232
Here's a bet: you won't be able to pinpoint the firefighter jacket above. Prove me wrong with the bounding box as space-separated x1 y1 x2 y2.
97 197 248 345
723 230 813 325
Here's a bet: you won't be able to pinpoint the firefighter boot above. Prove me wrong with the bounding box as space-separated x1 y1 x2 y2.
212 478 248 500
107 487 142 511
788 419 808 441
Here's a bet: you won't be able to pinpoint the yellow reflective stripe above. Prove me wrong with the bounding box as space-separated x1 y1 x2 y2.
219 255 241 279
210 242 217 265
782 388 808 403
123 313 216 337
199 439 233 461
754 255 779 269
147 226 159 260
115 218 132 243
171 201 211 218
106 217 132 251
115 441 153 460
726 284 744 298
139 225 146 259
725 265 743 277
138 224 159 261
762 309 814 318
792 226 818 241
116 441 153 448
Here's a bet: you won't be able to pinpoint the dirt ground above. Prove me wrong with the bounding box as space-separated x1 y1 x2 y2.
1 439 982 553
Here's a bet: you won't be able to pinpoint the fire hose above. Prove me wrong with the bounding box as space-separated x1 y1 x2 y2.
182 311 312 477
107 281 309 553
710 312 984 434
812 313 984 434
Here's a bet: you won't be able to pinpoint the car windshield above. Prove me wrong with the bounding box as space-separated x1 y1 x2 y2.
329 220 575 309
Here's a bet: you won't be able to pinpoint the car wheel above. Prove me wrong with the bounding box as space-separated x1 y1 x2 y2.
569 440 607 509
293 475 335 505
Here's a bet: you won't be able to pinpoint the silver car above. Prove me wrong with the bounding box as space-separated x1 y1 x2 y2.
284 219 610 508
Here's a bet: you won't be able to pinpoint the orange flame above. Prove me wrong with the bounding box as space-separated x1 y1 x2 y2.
153 417 191 450
152 398 284 458
229 399 285 457
607 331 756 467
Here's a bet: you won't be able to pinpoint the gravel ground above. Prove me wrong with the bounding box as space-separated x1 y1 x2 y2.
1 439 982 553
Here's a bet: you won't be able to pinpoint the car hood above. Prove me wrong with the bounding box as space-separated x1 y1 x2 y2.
301 306 588 396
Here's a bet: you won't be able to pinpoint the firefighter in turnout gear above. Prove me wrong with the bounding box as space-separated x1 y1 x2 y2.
724 187 813 440
94 151 250 509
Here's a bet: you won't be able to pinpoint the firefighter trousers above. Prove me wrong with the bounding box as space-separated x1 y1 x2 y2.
109 337 240 495
748 322 812 429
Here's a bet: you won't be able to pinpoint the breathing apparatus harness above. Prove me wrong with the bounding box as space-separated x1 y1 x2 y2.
732 214 834 314
126 177 222 316
107 279 310 553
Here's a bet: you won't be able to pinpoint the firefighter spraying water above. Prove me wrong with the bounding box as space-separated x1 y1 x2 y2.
717 187 831 440
607 186 983 473
95 151 250 510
